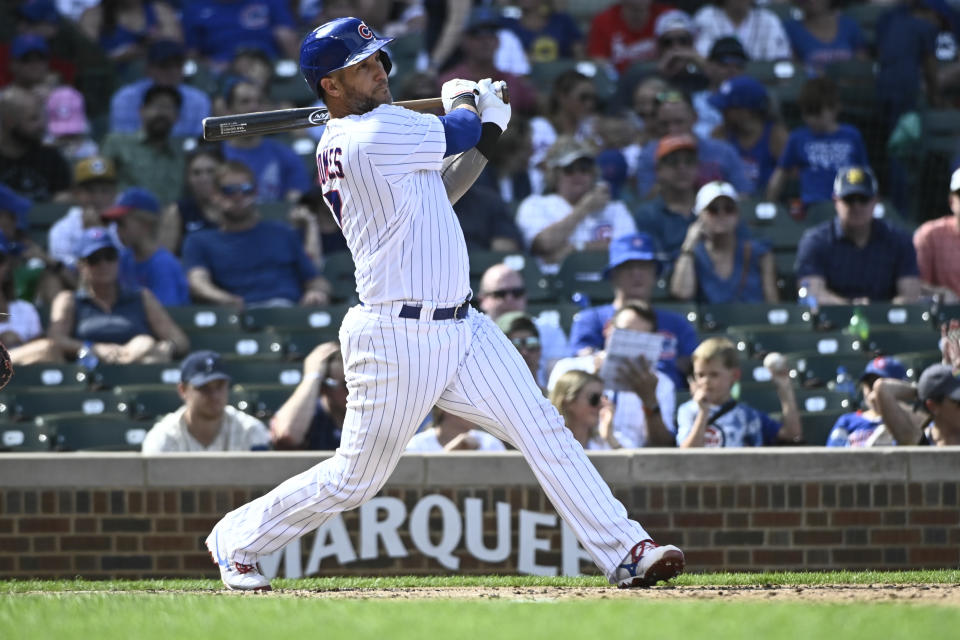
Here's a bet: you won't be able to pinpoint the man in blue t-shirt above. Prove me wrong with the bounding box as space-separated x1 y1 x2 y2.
794 165 922 304
220 79 311 203
182 0 299 64
181 161 331 309
102 187 190 307
766 77 868 207
568 233 699 389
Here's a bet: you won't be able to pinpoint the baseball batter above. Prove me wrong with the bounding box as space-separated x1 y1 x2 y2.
205 17 684 591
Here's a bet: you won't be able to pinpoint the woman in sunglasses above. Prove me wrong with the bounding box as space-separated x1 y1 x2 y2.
48 227 188 365
160 145 224 255
549 369 622 450
670 181 778 303
529 70 600 175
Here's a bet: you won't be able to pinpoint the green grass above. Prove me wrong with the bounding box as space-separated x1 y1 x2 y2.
2 573 959 640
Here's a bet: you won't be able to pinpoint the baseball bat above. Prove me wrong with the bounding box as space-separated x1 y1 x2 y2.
202 98 442 141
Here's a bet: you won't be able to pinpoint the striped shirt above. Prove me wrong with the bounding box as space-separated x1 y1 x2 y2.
316 105 470 305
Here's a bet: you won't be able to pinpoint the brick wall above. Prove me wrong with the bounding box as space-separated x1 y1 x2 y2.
0 451 958 579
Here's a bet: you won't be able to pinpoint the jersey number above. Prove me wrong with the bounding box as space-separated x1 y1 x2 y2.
323 189 343 226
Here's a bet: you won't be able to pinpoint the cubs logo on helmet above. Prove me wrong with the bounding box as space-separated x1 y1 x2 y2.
299 16 394 97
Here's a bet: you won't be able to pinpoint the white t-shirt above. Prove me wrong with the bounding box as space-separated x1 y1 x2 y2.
547 353 677 448
406 427 506 452
142 405 271 453
515 194 637 273
0 300 43 343
693 6 792 61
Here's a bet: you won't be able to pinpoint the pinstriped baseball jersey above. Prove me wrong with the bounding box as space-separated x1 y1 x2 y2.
316 104 471 305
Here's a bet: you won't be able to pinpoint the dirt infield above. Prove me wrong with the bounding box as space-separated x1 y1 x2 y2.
262 584 960 604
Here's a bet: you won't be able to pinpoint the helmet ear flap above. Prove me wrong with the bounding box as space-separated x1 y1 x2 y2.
378 49 392 75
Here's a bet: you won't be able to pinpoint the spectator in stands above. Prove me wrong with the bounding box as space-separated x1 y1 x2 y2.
109 40 211 139
438 7 538 116
49 156 118 271
676 337 802 447
633 134 698 260
496 311 546 392
479 116 537 206
549 301 676 448
913 168 960 302
453 184 523 253
48 227 189 365
45 86 98 164
78 0 181 64
569 233 699 389
0 228 60 365
101 84 185 205
587 0 676 73
159 145 223 255
629 76 669 149
7 34 58 96
693 0 792 62
917 363 960 446
709 75 788 196
529 70 600 179
0 86 71 202
633 90 751 198
219 78 310 203
407 406 506 452
671 181 777 303
689 36 750 140
182 161 331 309
876 0 941 129
501 0 584 63
479 266 568 376
784 0 866 76
826 356 927 447
516 137 637 274
271 342 345 450
794 166 922 305
142 350 271 453
653 10 709 95
228 46 274 96
766 77 869 208
101 187 189 306
550 370 623 449
289 186 350 271
182 0 299 66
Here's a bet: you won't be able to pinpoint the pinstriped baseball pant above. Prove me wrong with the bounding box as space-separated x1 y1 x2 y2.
208 305 648 580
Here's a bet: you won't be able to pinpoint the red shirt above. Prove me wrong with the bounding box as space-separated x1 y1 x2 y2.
587 3 675 72
914 215 960 297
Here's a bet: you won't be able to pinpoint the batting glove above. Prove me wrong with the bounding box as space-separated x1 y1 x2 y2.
476 78 511 133
441 78 479 114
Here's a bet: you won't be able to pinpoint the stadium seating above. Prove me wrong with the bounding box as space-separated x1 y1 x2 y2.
699 302 811 333
0 422 54 452
242 304 350 332
11 364 91 390
232 384 292 420
553 251 613 305
37 414 148 452
186 330 286 360
166 306 241 332
0 388 125 421
113 385 182 420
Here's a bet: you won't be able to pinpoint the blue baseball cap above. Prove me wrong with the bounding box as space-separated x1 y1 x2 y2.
180 350 232 387
11 34 49 59
860 356 907 382
77 227 118 259
0 184 31 230
102 187 160 219
709 75 768 112
596 149 627 200
605 233 661 277
17 0 60 23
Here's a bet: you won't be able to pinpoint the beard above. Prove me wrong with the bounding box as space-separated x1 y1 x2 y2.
345 85 391 115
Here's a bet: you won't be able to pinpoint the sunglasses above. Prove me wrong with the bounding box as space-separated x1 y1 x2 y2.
706 201 738 216
220 182 256 196
586 392 602 407
489 287 526 300
562 159 595 175
510 335 541 350
659 35 693 48
659 153 697 168
842 194 871 206
85 248 119 265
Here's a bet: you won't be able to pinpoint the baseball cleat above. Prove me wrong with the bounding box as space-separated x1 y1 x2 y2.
206 528 272 591
614 539 685 588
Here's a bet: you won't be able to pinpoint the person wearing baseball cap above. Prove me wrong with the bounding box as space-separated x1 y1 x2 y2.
141 350 272 453
101 187 189 306
45 87 97 164
916 364 960 445
671 181 777 303
692 1 792 63
912 167 960 302
567 232 699 390
794 165 922 305
654 10 709 93
46 157 118 271
634 134 698 259
8 34 51 92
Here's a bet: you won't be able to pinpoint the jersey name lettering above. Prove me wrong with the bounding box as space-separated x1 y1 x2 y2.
317 147 345 186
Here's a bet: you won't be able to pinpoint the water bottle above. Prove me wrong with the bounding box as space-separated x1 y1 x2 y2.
848 307 870 341
570 292 591 309
76 341 99 371
834 366 856 396
798 278 819 327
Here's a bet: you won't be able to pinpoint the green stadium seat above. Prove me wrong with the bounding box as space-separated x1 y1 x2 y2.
282 328 341 358
814 304 934 332
783 353 873 388
28 202 70 227
469 250 555 303
653 302 699 328
226 360 305 386
740 199 788 226
242 304 350 332
7 363 91 390
890 351 941 381
700 302 811 332
730 330 860 359
37 414 148 451
90 363 182 389
322 251 358 303
553 251 613 305
737 386 854 415
0 422 54 452
186 330 285 360
799 410 846 446
1 389 125 420
232 383 291 420
166 306 241 332
749 214 809 251
866 328 939 356
113 385 182 420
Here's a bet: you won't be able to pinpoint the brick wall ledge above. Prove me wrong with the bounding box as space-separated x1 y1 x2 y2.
2 448 958 488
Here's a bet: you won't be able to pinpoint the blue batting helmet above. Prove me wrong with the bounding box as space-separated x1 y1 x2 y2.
300 17 394 98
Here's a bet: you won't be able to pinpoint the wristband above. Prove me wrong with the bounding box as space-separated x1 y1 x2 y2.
451 93 477 110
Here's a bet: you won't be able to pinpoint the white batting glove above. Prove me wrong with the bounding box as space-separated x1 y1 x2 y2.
441 78 479 114
476 78 511 132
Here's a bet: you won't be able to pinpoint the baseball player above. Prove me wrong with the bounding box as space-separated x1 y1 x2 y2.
205 16 684 591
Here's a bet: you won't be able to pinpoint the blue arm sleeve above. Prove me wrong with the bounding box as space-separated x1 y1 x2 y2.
438 109 482 157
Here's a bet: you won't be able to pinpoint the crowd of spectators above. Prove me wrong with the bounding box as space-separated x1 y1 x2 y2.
2 0 960 453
